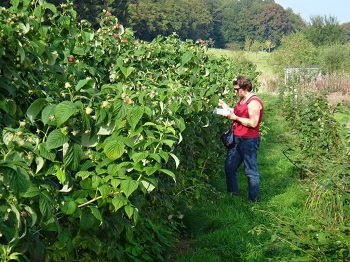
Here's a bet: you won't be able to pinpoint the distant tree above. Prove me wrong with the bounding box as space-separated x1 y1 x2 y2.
253 3 298 46
128 0 212 42
220 0 261 49
264 40 276 52
284 7 307 30
319 43 350 73
250 39 263 59
304 15 347 47
244 37 253 52
108 0 129 26
185 0 213 40
127 1 166 41
250 40 262 53
270 32 319 73
201 0 226 48
341 22 350 41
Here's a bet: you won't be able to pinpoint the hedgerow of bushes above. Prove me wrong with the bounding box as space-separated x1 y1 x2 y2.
254 80 350 261
0 0 258 261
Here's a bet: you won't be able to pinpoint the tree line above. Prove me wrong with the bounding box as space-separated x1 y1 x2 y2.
1 0 349 49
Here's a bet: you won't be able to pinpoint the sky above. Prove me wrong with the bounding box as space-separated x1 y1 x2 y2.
275 0 349 24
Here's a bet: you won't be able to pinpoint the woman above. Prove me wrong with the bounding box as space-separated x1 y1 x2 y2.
218 76 264 202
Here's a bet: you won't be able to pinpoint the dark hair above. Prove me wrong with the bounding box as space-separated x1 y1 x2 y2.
233 76 252 92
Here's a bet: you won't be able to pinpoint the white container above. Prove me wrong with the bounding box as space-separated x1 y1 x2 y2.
213 108 230 116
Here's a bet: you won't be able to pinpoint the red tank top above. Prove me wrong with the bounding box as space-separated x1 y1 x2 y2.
232 96 263 138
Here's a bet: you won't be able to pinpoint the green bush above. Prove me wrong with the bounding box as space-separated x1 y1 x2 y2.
256 83 350 261
0 0 258 261
319 43 350 73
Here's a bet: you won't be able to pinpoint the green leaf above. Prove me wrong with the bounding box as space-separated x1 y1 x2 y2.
9 166 30 196
64 143 83 171
41 104 56 125
124 205 134 219
120 66 133 78
46 129 69 150
23 205 38 228
120 179 138 198
162 139 175 147
182 52 193 65
169 152 180 168
58 228 73 253
6 99 17 116
56 168 66 184
141 179 156 192
92 175 102 188
175 117 186 132
159 150 169 162
98 184 111 198
75 171 92 179
11 0 20 8
144 166 159 175
17 41 25 62
27 98 47 122
112 194 128 211
39 191 53 220
160 169 176 180
55 101 77 127
30 40 47 55
150 153 161 163
111 178 122 188
104 138 125 161
72 46 86 56
131 152 148 163
61 196 77 215
90 206 102 223
81 133 98 147
38 143 56 161
97 120 116 135
82 30 94 43
75 78 95 91
22 185 41 198
127 106 144 130
80 211 95 230
35 156 45 174
41 2 57 16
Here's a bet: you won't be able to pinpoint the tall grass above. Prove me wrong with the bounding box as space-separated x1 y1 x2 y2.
208 48 350 104
169 93 307 261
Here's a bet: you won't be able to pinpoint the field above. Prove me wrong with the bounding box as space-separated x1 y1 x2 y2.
208 48 350 105
207 49 280 92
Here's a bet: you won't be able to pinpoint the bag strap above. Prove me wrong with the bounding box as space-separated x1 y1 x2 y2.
241 94 257 106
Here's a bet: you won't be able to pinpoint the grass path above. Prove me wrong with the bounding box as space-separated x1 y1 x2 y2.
171 93 307 261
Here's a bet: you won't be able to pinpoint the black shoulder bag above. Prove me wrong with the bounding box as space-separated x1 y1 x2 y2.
220 128 234 148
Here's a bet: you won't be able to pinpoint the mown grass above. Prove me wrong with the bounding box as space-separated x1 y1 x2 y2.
207 49 279 92
170 93 309 261
207 49 275 77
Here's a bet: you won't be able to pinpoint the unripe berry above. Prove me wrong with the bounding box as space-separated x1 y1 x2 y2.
85 107 93 115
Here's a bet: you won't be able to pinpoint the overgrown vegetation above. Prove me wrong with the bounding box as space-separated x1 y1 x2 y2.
1 0 350 261
0 0 258 261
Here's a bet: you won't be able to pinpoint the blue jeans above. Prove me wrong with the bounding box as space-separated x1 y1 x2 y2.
224 136 260 201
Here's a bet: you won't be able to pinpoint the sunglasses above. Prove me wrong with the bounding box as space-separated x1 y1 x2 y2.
234 88 241 91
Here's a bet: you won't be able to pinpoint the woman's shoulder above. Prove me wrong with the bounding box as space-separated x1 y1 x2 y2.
250 96 263 104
